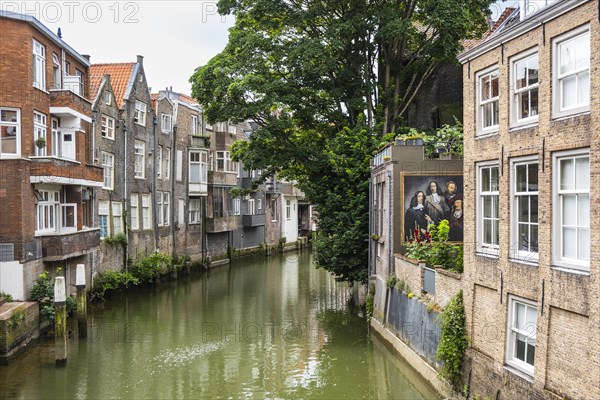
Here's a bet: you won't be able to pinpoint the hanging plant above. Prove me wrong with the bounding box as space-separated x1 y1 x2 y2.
35 137 47 148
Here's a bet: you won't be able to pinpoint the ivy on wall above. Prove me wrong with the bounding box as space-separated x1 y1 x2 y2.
436 289 468 387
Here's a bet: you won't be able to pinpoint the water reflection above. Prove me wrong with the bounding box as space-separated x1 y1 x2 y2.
0 250 439 399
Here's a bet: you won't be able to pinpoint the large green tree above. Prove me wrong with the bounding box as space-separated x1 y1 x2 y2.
191 0 492 282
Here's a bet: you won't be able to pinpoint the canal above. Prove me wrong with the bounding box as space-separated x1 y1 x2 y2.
0 251 439 399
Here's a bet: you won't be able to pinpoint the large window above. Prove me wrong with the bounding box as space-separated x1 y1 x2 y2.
33 39 46 90
165 148 171 180
477 67 499 135
36 189 76 235
0 108 20 157
101 115 115 140
161 114 172 133
506 296 537 376
189 150 208 183
216 151 236 172
102 152 114 190
157 146 163 179
191 115 198 135
99 201 109 238
511 159 538 261
189 198 202 223
51 121 76 160
271 198 278 222
213 187 229 218
134 140 145 178
233 198 241 216
477 163 499 255
158 192 170 226
511 51 539 126
286 200 291 220
52 53 61 89
141 194 151 230
554 26 590 117
34 111 47 156
112 202 123 234
554 149 589 270
134 101 147 126
130 193 139 230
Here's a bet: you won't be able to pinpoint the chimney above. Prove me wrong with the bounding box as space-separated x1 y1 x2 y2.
136 55 144 65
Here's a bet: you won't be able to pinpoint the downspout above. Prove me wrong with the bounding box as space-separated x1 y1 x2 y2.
368 177 372 278
387 169 393 276
152 115 159 252
171 123 177 259
123 119 128 275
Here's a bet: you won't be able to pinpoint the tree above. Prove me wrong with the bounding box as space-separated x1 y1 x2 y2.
190 0 492 282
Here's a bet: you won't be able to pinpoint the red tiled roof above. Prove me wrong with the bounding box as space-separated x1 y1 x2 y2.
90 63 136 108
485 7 516 39
177 93 199 106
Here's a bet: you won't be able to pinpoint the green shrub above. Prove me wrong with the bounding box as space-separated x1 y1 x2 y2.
66 296 77 316
385 274 398 288
405 219 463 272
29 271 55 323
104 232 128 246
90 270 139 300
0 291 13 302
436 290 468 388
130 253 172 282
7 306 25 330
365 283 375 318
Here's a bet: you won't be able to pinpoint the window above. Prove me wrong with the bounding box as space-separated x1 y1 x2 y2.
233 198 241 216
36 190 59 233
101 152 114 190
165 148 171 180
554 149 589 270
162 192 170 226
286 200 291 220
51 122 76 160
511 51 539 125
134 101 146 126
520 0 558 20
189 198 202 223
134 140 145 178
191 115 198 135
228 124 236 135
157 192 165 226
75 69 84 97
0 108 20 157
189 150 208 183
554 26 590 117
477 163 499 255
176 150 183 181
33 39 46 90
511 159 538 261
161 114 172 133
101 115 115 140
52 54 61 89
247 198 255 215
477 67 499 135
213 187 229 218
34 112 47 156
258 199 262 211
112 202 123 234
130 193 139 230
99 201 109 238
271 199 278 222
216 151 236 172
141 194 151 230
506 296 537 376
157 146 163 179
104 91 111 105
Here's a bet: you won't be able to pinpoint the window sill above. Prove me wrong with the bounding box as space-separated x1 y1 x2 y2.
101 136 115 141
134 176 145 180
475 251 499 259
509 122 538 132
33 86 49 95
508 257 538 267
504 364 534 383
29 156 80 165
35 227 98 237
552 110 590 122
475 131 499 139
550 265 590 276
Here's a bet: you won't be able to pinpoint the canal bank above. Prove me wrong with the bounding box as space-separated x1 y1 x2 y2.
0 250 440 399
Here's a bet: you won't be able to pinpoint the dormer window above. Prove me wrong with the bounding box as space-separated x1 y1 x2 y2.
520 0 559 20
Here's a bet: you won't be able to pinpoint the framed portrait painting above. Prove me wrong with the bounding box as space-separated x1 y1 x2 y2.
401 172 464 243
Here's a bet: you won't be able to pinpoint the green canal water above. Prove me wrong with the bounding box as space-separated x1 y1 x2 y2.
0 251 440 399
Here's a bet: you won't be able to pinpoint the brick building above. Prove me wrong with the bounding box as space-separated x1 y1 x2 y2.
0 11 103 299
458 1 599 398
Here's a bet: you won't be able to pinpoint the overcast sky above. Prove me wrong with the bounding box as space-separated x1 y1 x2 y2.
3 1 516 96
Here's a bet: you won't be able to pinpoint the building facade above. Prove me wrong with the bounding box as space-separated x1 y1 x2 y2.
0 12 103 299
458 1 599 398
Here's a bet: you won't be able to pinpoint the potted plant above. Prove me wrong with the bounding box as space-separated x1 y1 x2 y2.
35 137 46 149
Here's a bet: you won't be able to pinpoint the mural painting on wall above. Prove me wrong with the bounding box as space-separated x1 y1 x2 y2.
401 173 464 243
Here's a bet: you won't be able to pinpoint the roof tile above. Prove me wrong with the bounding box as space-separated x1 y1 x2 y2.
90 63 136 108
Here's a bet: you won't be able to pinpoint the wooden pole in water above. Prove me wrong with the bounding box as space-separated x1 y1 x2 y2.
54 276 67 366
76 264 87 338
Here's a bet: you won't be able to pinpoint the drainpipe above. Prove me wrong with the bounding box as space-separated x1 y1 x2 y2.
368 177 372 278
387 170 393 276
152 115 159 252
171 123 177 259
123 120 128 274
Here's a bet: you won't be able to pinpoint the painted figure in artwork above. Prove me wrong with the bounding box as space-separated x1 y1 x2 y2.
425 181 449 225
404 190 433 240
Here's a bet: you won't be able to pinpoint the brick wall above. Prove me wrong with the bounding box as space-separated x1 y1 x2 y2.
0 302 39 363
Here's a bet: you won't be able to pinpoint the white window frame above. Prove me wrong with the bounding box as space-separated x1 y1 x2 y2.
101 151 114 190
216 151 236 173
247 198 255 215
157 146 163 179
286 200 291 220
161 114 172 133
510 49 539 127
130 193 139 231
52 53 61 90
176 150 183 181
189 198 202 224
134 140 145 179
476 66 499 136
189 150 208 183
0 108 20 158
257 199 262 211
51 125 76 160
553 25 590 118
141 194 151 230
506 295 537 376
36 190 60 234
163 192 170 226
34 111 47 157
477 162 500 256
510 157 538 262
271 199 278 222
191 115 198 135
99 200 109 238
134 101 147 126
33 39 46 90
104 91 111 106
112 202 123 235
233 198 241 216
165 148 171 180
101 115 115 140
553 148 590 271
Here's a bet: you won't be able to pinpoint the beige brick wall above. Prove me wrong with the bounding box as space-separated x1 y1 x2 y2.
463 2 600 399
394 256 422 295
434 269 461 308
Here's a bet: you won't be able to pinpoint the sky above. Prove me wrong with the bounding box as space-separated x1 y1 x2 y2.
1 0 517 96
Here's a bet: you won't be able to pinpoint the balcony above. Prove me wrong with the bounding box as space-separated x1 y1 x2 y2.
265 182 283 193
29 158 103 187
189 135 210 148
242 213 266 227
49 88 92 123
205 215 239 233
208 171 237 186
41 229 100 261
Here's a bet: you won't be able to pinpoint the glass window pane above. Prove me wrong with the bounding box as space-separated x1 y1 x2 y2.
560 159 574 190
528 163 538 191
516 334 526 362
484 220 492 244
526 305 537 326
516 303 525 329
530 225 538 253
577 70 590 106
481 75 490 100
483 196 492 218
515 59 526 89
575 157 589 190
482 168 490 191
575 33 590 69
578 194 589 227
518 196 529 222
578 227 590 261
563 227 576 258
530 196 538 223
526 344 536 366
516 165 527 192
562 194 577 225
491 73 499 97
528 56 539 85
560 41 574 74
561 75 577 109
529 87 538 117
492 219 499 245
491 167 499 191
518 223 530 251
